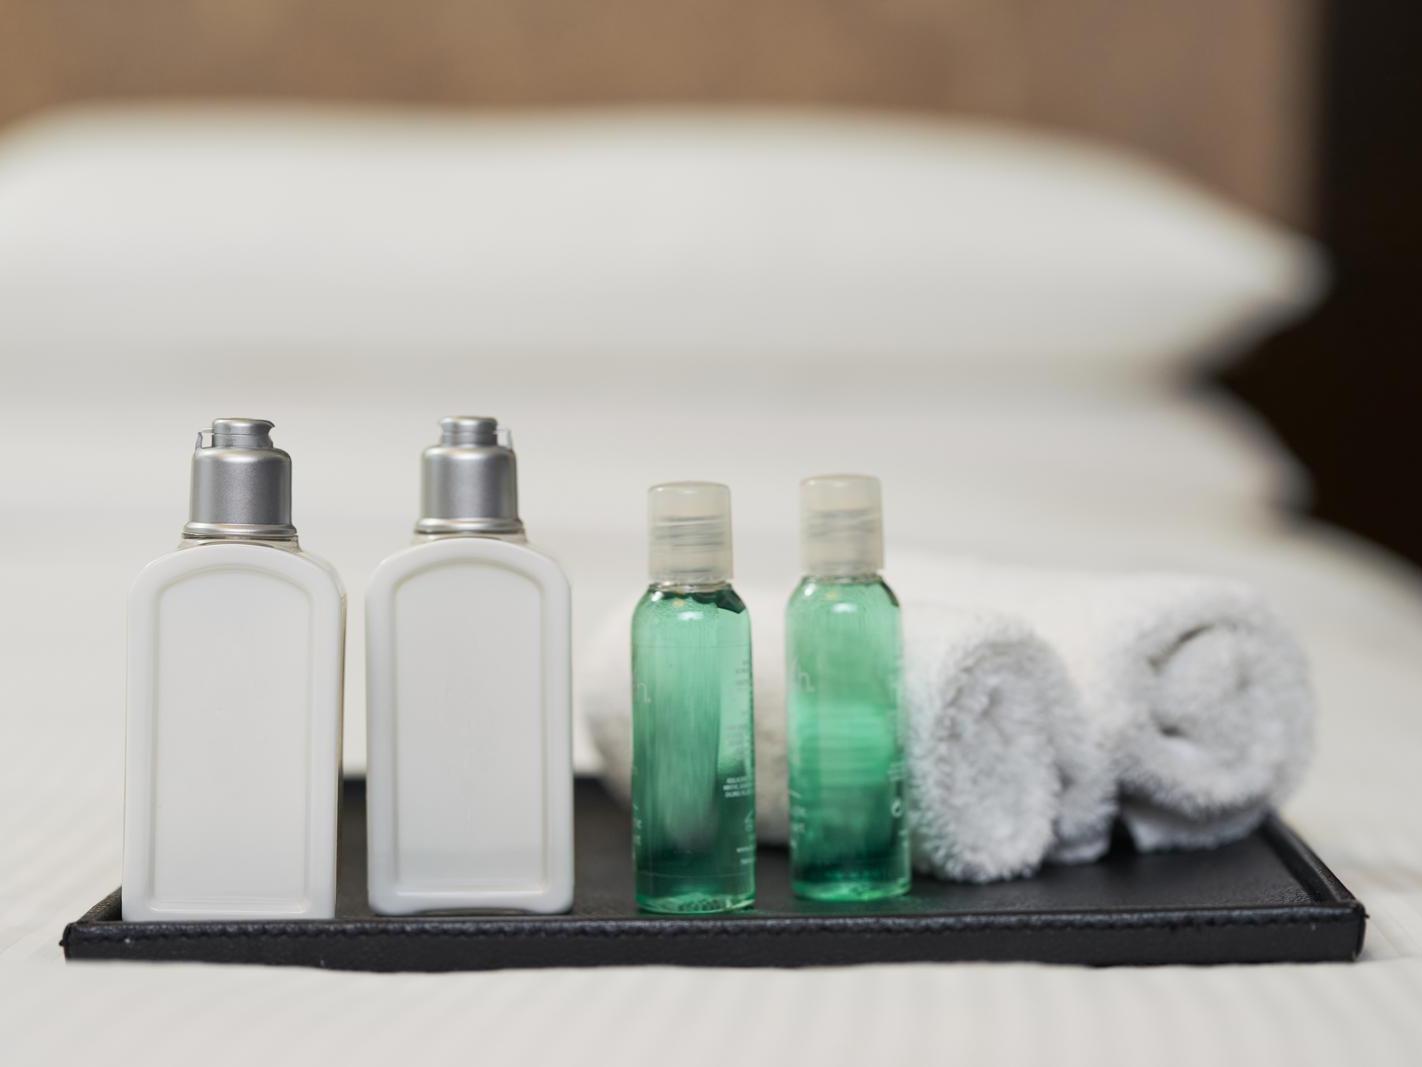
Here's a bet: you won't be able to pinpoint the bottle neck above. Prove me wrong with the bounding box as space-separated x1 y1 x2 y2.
650 578 730 595
178 535 302 552
802 571 881 585
413 530 528 545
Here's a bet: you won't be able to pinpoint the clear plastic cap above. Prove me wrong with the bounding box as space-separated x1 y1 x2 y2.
801 474 884 577
648 481 733 585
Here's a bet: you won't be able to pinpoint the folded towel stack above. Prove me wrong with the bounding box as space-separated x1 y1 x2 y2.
579 561 1314 882
896 554 1316 853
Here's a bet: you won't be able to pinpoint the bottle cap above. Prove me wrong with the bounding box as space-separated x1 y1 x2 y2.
416 416 525 536
648 481 733 585
800 474 884 577
183 418 296 541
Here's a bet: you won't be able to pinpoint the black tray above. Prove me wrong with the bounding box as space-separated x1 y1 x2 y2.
63 778 1364 971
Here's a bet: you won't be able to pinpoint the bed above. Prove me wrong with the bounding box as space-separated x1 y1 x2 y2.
2 4 1420 1063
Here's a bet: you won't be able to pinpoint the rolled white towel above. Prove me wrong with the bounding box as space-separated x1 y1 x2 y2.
902 603 1115 881
897 554 1315 851
579 588 1112 882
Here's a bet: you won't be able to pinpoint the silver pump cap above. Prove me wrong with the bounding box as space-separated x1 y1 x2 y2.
183 418 297 541
415 416 525 536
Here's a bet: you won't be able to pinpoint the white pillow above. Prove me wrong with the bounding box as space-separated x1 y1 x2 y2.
0 104 1323 388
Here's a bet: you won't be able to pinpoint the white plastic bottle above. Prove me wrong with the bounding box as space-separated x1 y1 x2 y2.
365 416 573 914
124 419 346 921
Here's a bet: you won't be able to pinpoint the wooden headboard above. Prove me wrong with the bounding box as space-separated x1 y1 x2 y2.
0 0 1318 224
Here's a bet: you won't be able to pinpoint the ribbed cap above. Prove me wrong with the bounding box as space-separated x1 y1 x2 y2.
648 481 733 585
800 474 884 577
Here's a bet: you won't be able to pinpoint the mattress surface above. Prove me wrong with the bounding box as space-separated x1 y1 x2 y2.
3 387 1421 1065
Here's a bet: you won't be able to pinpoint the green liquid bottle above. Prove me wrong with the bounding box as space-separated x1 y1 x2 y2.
632 481 755 913
786 474 910 901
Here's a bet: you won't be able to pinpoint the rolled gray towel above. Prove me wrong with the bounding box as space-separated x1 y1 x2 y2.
902 603 1115 880
896 553 1316 852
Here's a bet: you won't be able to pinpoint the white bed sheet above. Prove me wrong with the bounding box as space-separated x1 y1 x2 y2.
2 383 1422 1065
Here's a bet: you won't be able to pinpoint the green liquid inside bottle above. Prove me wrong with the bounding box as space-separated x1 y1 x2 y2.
632 584 756 913
786 575 910 901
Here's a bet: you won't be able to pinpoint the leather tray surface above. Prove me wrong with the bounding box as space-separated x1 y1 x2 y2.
63 779 1365 971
